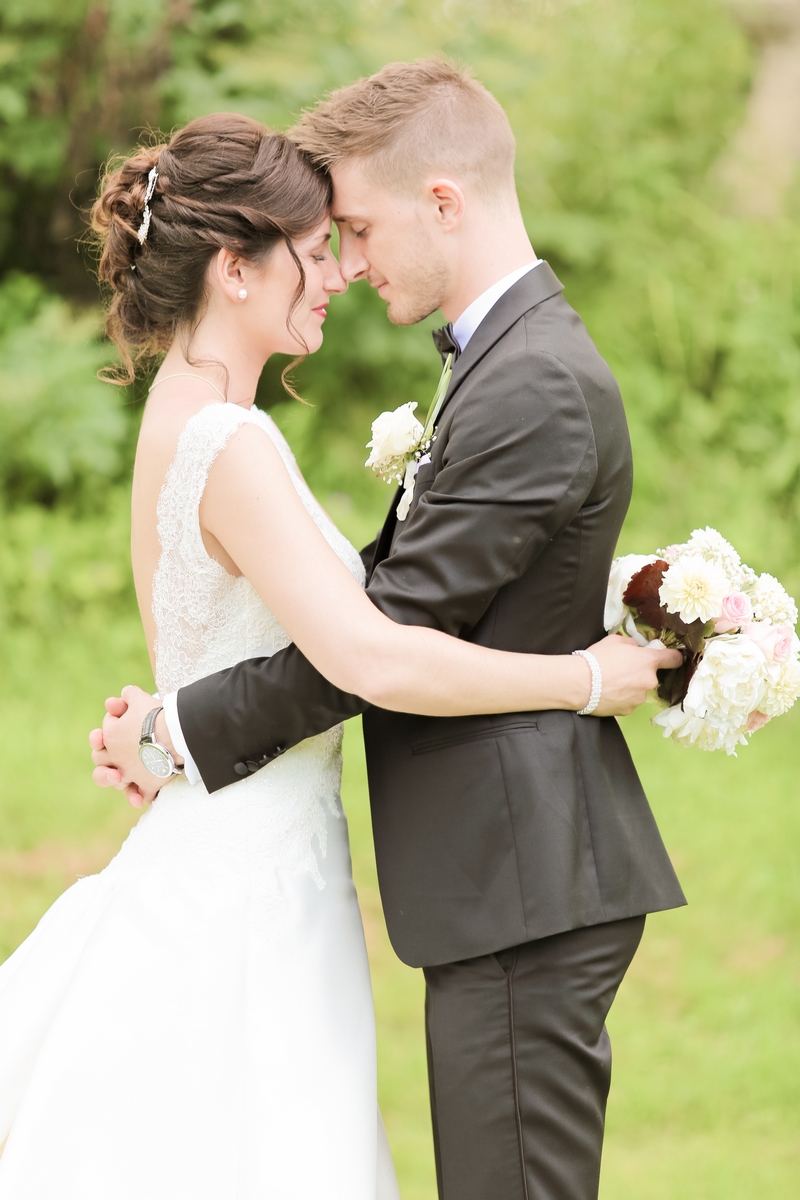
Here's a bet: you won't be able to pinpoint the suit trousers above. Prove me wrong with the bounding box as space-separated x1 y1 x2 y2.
423 916 646 1200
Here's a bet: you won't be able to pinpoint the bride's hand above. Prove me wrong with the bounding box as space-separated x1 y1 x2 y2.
89 686 168 807
584 634 683 717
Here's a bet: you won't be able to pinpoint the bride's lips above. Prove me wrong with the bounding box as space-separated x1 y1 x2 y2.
311 304 328 320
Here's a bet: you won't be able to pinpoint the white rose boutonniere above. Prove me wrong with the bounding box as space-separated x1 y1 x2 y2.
365 351 455 521
365 402 425 483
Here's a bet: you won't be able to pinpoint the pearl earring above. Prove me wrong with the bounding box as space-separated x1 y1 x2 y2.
237 288 248 300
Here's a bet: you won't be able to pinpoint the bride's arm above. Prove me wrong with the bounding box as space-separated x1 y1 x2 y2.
198 424 676 717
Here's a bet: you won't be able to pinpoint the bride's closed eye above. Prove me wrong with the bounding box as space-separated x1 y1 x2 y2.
308 243 336 264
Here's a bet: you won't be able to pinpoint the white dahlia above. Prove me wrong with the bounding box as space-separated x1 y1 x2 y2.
659 554 730 624
749 573 799 628
659 527 743 586
687 526 742 577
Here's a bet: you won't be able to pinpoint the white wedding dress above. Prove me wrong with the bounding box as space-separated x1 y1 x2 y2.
0 403 401 1199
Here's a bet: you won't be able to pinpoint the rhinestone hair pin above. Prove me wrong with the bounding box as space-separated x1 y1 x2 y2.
136 166 159 245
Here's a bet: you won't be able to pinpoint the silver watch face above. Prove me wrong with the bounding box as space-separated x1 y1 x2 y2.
139 743 173 779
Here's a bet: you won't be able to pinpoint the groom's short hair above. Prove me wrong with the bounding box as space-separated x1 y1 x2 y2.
290 58 516 199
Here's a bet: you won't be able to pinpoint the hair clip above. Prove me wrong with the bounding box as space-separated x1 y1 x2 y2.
136 166 159 245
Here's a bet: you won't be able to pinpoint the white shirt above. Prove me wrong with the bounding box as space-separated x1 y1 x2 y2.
162 691 200 783
164 256 544 785
452 259 542 351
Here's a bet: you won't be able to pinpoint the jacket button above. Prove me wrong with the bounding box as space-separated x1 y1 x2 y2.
234 762 248 776
275 744 287 756
246 760 260 774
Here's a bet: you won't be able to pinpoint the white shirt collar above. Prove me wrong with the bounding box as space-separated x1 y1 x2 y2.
451 260 543 352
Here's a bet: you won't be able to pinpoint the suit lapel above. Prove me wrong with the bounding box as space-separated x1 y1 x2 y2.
440 261 564 421
367 263 564 577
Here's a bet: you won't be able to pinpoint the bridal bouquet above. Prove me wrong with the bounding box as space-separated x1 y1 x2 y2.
605 527 800 753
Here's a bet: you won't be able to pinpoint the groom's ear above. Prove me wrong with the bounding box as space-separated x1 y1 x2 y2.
427 180 465 233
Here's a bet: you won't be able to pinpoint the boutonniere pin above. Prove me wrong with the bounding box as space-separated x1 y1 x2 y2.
365 352 454 521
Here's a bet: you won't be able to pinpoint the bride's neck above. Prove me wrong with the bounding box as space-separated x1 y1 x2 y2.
160 321 266 409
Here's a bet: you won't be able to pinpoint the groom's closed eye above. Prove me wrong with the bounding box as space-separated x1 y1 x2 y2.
334 218 367 238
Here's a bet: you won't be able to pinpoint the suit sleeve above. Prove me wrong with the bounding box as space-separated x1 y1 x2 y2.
178 349 597 793
359 534 379 578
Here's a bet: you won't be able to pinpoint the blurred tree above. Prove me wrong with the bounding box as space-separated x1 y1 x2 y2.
716 1 800 218
0 272 128 506
1 0 172 294
1 0 799 624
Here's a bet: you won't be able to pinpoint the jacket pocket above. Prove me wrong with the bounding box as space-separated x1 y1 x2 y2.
411 719 539 756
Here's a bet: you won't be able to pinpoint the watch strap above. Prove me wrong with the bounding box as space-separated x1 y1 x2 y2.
141 706 164 744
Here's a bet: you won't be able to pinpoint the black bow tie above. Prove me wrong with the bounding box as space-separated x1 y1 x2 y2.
432 323 461 365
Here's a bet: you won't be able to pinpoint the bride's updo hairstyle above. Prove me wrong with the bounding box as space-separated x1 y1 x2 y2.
91 113 332 383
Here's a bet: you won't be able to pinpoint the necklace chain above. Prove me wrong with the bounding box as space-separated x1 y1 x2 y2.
148 373 227 403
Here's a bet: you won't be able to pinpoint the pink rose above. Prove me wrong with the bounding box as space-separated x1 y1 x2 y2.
746 711 770 733
742 622 794 663
714 591 754 633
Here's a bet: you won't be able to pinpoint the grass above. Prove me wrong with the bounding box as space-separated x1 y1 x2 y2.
602 705 800 1198
1 618 798 1198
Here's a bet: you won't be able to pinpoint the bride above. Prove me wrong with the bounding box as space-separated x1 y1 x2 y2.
0 114 678 1197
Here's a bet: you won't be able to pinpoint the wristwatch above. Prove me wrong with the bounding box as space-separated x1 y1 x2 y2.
138 706 184 779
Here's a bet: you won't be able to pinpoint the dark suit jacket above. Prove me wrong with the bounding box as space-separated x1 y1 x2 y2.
178 263 685 968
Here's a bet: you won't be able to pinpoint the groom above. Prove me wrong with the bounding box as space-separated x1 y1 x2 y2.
93 60 685 1199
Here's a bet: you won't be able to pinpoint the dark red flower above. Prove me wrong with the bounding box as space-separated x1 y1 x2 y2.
623 560 669 631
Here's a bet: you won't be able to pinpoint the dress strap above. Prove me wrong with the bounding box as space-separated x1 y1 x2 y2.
156 403 262 563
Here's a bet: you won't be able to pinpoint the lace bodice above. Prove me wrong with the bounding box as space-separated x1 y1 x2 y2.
119 402 368 899
152 402 365 697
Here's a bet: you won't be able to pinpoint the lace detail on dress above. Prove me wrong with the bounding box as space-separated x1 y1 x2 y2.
131 402 368 901
152 403 365 697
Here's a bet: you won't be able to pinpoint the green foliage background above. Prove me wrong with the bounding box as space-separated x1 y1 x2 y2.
1 1 799 1195
1 0 799 631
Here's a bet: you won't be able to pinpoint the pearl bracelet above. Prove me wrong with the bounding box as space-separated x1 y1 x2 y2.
572 649 603 716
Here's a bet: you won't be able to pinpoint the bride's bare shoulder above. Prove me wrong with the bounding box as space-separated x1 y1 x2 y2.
138 392 227 447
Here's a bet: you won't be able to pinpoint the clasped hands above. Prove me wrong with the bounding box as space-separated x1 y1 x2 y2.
89 635 681 809
89 686 184 808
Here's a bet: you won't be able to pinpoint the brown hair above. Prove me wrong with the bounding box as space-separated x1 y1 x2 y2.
290 58 516 199
91 112 332 384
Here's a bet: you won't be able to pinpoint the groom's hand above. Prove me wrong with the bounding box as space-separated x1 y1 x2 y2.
89 686 178 808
